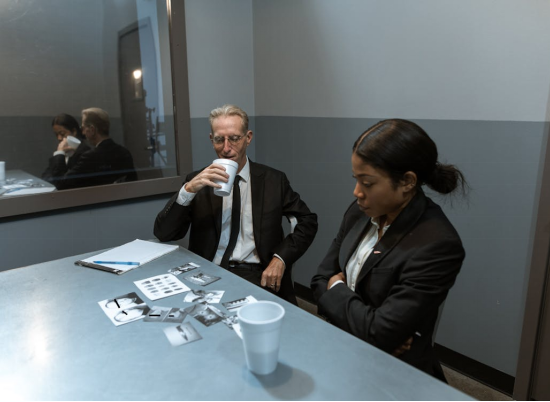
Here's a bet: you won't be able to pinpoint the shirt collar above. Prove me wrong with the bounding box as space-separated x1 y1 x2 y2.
238 157 251 183
370 216 391 231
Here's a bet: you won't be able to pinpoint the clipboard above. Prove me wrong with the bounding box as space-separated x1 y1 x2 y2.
75 239 179 275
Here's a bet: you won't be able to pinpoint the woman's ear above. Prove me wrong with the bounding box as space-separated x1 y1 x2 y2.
401 171 417 192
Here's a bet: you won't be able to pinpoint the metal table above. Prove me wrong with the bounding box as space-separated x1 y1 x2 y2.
0 169 56 196
0 246 472 400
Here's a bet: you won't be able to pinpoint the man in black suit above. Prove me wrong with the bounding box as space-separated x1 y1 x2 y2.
154 104 318 304
53 108 137 190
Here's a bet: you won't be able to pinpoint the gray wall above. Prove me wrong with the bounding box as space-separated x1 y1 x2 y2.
185 0 256 167
251 0 550 378
0 195 170 271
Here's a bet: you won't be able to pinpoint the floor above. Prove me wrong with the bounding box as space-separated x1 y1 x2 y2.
296 298 514 401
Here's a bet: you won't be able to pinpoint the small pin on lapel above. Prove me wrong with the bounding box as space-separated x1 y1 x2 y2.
373 250 381 254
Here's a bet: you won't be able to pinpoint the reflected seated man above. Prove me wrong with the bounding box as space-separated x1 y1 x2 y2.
52 107 137 190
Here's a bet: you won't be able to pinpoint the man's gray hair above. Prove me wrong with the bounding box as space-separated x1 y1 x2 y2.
209 104 249 133
82 107 110 135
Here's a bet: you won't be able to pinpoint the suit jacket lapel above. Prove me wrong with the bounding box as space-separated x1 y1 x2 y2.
339 214 371 274
356 190 429 284
249 161 264 249
209 187 223 241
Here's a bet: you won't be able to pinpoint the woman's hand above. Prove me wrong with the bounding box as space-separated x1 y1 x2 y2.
57 137 70 152
327 272 346 290
392 336 413 357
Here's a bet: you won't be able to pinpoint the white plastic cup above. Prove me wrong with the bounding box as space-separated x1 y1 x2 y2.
0 161 5 183
237 301 285 375
66 135 81 149
212 158 238 197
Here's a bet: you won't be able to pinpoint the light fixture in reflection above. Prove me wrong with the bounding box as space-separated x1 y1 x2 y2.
133 68 143 100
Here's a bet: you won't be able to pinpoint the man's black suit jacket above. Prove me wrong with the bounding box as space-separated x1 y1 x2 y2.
154 161 318 303
311 190 464 380
52 138 137 190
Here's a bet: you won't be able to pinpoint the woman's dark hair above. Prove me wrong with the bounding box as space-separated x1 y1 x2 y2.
51 113 84 140
353 119 467 195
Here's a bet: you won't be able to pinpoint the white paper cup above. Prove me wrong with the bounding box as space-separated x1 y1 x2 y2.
212 158 238 197
237 301 285 375
66 135 81 149
0 161 5 183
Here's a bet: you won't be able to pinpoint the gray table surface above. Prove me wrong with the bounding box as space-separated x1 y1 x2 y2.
0 246 473 401
0 169 55 196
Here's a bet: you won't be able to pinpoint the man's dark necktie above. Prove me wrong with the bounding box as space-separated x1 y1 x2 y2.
220 176 241 268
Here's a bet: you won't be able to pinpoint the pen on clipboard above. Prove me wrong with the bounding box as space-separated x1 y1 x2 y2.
93 261 140 266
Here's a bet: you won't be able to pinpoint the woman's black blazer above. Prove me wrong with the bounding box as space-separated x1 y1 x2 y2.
311 190 465 380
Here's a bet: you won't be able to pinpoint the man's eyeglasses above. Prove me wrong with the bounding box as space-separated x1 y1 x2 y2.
211 134 246 145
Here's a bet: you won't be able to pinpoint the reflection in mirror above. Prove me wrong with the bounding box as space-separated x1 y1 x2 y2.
0 0 177 197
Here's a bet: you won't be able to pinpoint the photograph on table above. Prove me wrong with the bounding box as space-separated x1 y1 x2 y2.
222 295 257 312
164 322 202 347
164 308 188 323
168 262 200 276
144 306 187 323
222 314 242 338
182 270 220 286
183 289 224 304
134 274 190 301
185 302 225 327
98 292 150 326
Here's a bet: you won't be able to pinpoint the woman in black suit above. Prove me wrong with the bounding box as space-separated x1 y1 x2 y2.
42 113 90 185
311 119 467 381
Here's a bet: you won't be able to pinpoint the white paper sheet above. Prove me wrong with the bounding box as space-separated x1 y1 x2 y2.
78 239 179 274
134 273 190 301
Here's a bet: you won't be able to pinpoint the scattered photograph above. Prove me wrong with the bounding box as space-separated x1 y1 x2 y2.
183 289 225 304
185 302 225 327
134 274 190 301
168 262 200 276
144 306 171 322
183 270 220 286
222 314 239 328
144 306 187 323
222 295 258 312
163 322 202 347
222 314 242 337
164 308 188 323
98 292 150 326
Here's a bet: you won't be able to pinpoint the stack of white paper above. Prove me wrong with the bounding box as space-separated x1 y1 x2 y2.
75 239 179 274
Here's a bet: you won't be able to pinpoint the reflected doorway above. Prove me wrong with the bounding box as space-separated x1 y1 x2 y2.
119 18 163 181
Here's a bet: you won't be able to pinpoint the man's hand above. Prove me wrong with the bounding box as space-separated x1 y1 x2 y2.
392 336 413 357
185 163 229 193
327 272 346 290
261 257 285 292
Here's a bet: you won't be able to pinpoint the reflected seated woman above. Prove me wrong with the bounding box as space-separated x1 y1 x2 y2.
42 113 90 186
311 119 467 382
